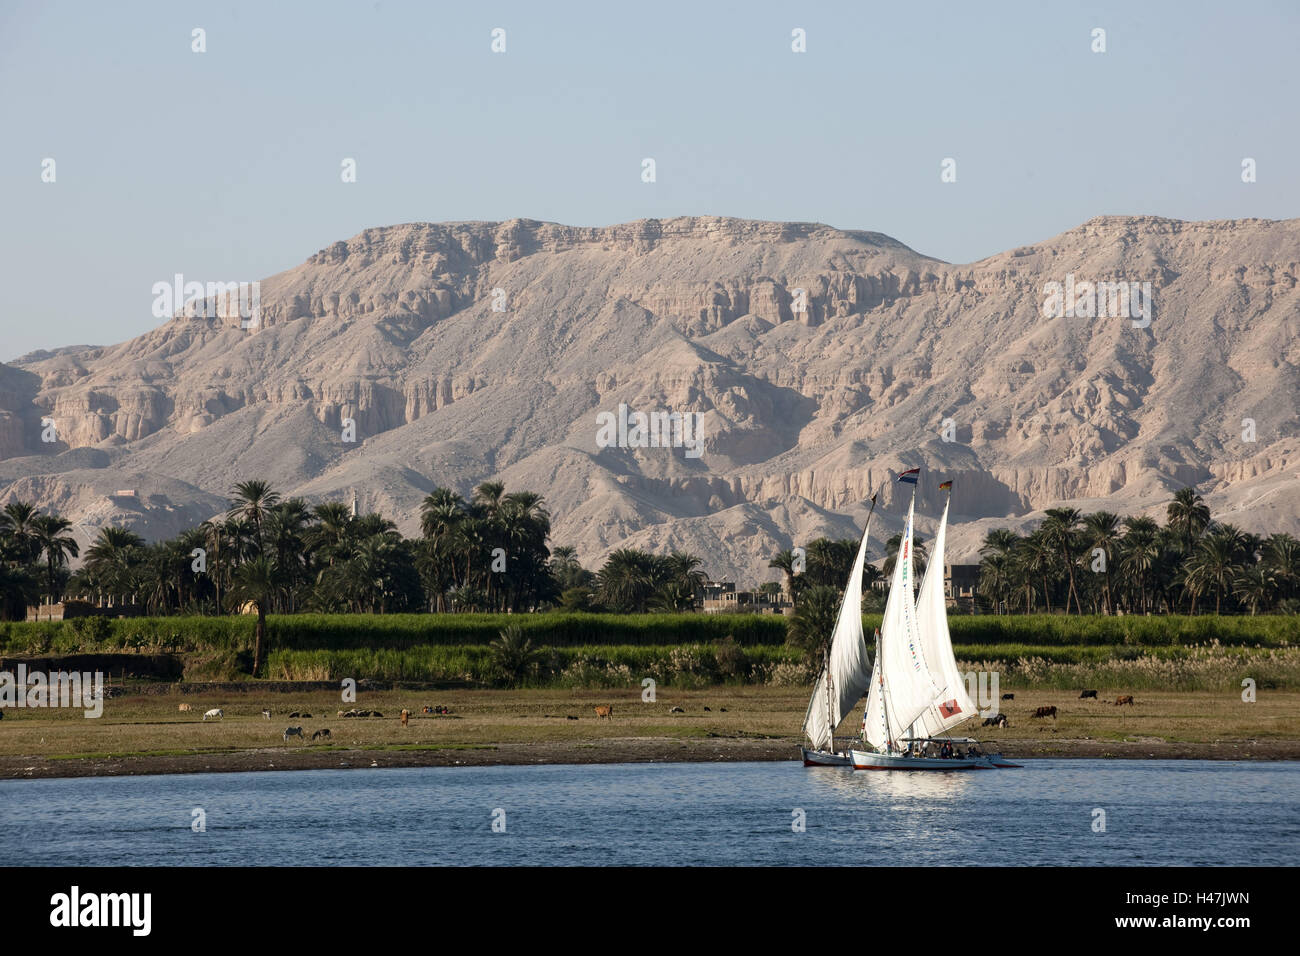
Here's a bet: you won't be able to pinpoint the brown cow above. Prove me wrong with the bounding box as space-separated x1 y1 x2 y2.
400 709 410 726
594 704 613 720
177 703 192 712
1032 705 1058 719
1115 695 1135 706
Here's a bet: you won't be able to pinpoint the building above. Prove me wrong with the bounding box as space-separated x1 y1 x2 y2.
699 581 793 615
945 563 979 613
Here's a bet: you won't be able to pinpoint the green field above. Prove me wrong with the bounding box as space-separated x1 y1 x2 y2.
2 613 1296 690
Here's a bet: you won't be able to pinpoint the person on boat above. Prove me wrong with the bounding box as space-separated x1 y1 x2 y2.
940 741 952 759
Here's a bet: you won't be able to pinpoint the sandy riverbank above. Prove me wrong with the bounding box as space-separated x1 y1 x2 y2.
3 686 1297 779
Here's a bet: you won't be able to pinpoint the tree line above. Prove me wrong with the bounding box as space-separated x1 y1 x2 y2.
976 489 1300 616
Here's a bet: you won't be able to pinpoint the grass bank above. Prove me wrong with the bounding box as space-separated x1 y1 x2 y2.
2 612 1295 659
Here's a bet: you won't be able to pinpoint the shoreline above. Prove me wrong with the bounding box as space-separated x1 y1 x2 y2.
5 736 1299 780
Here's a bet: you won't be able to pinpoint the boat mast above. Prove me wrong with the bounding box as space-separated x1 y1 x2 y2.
879 629 896 753
824 645 835 752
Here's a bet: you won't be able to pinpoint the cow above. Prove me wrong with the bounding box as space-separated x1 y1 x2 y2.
283 726 304 742
1079 690 1099 699
203 708 223 721
669 706 684 714
1115 695 1135 706
982 714 1008 728
594 705 613 720
178 703 192 712
1031 706 1057 719
289 712 300 718
311 729 332 741
400 709 410 727
1001 693 1015 700
262 709 271 719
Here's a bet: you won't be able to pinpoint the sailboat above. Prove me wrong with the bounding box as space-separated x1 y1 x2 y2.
800 494 878 767
851 474 1018 770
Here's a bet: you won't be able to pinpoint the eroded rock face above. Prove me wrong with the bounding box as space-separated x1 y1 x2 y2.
2 215 1298 582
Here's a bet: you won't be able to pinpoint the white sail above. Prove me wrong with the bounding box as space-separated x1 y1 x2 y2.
802 506 877 751
875 494 942 743
913 494 978 737
861 630 889 751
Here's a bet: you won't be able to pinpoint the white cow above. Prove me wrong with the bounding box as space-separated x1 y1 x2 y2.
203 708 223 721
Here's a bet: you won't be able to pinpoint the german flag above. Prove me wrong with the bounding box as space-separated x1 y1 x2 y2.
938 480 952 491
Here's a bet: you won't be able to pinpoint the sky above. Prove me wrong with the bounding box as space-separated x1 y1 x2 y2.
1 0 1297 360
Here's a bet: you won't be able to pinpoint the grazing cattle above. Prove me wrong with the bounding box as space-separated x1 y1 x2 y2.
669 706 684 714
703 706 711 712
1001 694 1015 700
203 708 223 721
262 709 271 719
566 715 578 720
311 729 331 741
1080 690 1099 699
400 709 410 727
178 703 192 712
288 712 300 718
283 726 304 742
594 705 613 720
1031 706 1058 719
982 714 1009 728
1115 695 1135 706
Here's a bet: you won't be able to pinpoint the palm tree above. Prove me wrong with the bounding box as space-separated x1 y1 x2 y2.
1185 528 1246 614
1263 533 1300 604
1233 565 1275 616
660 551 707 611
227 480 281 555
596 548 665 613
978 552 1013 615
83 526 145 606
226 556 278 676
490 624 540 687
1041 508 1084 614
785 584 841 662
1 501 43 565
32 513 79 604
768 550 801 606
1167 487 1211 560
1081 511 1121 615
1019 529 1057 613
1119 517 1160 613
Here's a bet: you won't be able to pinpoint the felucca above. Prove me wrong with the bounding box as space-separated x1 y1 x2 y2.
800 494 878 766
851 474 1019 770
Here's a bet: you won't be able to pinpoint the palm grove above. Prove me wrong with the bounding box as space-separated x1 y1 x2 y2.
2 482 1297 643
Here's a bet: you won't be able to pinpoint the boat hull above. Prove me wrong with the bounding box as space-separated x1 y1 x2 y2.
801 747 854 767
849 748 1007 771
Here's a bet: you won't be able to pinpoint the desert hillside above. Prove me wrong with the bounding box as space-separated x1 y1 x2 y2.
2 215 1297 583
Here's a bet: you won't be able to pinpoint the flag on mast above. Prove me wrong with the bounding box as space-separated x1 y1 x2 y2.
898 468 920 484
938 480 952 491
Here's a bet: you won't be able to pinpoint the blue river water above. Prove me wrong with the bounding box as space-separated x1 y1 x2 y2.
2 760 1296 866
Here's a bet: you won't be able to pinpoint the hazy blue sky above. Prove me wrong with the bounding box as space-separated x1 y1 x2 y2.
2 0 1297 359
